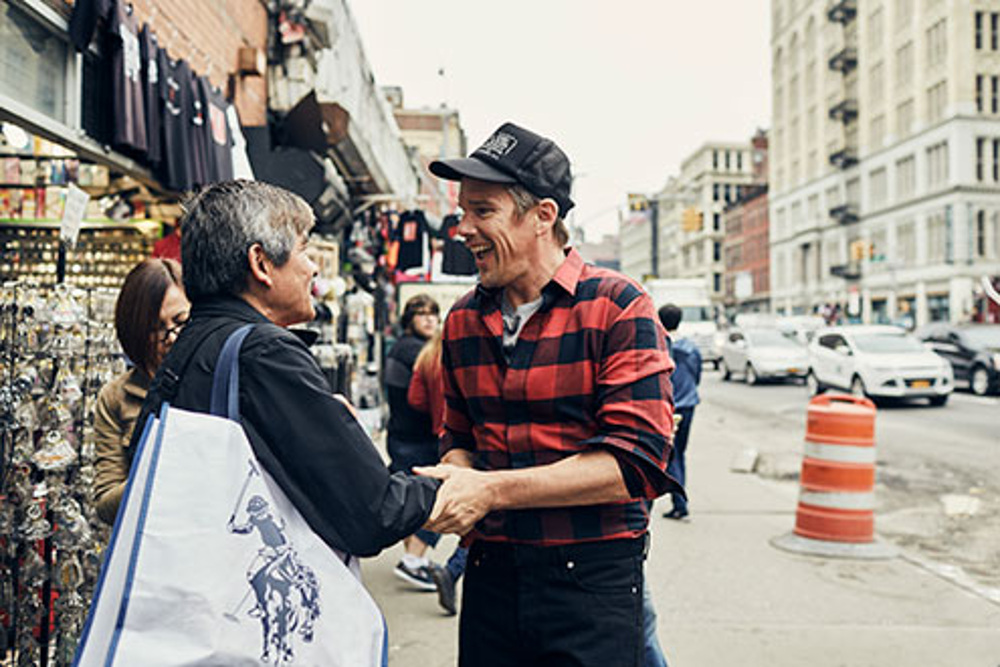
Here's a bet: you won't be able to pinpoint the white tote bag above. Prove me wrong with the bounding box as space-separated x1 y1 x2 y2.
75 325 387 666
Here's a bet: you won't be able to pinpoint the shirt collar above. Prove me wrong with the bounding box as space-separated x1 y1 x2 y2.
474 247 584 310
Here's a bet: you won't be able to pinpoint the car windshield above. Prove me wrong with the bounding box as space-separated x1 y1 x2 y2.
746 329 801 347
682 306 712 322
852 332 924 353
960 326 1000 348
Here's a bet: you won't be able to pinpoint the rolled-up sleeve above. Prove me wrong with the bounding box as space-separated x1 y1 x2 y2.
582 291 679 500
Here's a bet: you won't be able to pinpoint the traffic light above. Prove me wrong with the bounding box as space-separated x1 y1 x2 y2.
682 207 703 232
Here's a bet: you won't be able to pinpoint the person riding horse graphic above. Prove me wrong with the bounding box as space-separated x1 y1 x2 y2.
227 481 321 664
228 494 288 619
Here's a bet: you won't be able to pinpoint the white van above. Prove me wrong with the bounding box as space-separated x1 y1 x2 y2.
643 278 720 366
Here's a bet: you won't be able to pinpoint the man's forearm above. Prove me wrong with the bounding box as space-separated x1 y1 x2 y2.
485 449 630 510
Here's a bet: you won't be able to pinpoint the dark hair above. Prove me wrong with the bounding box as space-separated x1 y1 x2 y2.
401 294 439 333
114 258 183 375
658 303 683 331
180 180 313 301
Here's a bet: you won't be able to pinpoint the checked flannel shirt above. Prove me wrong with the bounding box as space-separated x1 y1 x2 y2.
440 248 680 546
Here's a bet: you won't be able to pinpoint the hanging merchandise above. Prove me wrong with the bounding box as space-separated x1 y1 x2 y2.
107 0 147 154
439 213 476 276
0 283 123 666
138 24 163 167
394 210 427 273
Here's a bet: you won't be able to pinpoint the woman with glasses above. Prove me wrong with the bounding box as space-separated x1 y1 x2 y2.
93 258 189 525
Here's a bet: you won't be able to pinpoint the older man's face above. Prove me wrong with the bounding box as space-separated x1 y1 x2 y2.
268 230 318 326
456 179 538 291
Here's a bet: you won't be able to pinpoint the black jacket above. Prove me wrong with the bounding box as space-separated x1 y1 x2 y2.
132 296 439 557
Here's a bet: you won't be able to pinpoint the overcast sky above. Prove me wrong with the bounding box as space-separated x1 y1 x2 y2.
350 0 772 241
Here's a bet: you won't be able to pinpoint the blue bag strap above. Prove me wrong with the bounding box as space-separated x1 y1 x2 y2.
209 324 254 421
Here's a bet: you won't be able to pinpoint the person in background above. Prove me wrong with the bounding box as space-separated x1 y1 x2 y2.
151 220 182 262
658 304 701 520
407 331 468 615
93 258 189 525
384 294 443 590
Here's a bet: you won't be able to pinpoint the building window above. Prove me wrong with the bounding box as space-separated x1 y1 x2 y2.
993 76 999 113
895 0 912 30
895 42 914 89
994 139 1000 181
713 272 722 293
896 98 915 136
975 210 987 258
870 114 886 149
870 61 885 107
977 137 985 181
896 155 916 200
713 241 722 262
976 11 983 49
976 75 984 112
724 151 731 171
993 13 999 50
869 167 888 209
713 150 719 170
869 7 884 51
926 80 947 122
927 294 949 322
724 184 731 202
736 151 743 171
714 212 721 231
713 183 720 201
925 19 947 69
926 141 949 188
927 212 947 263
0 6 69 124
896 220 916 266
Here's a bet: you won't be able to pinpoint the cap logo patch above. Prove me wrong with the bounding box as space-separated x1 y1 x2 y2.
478 132 518 160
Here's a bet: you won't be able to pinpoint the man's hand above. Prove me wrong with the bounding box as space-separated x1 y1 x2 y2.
414 464 496 535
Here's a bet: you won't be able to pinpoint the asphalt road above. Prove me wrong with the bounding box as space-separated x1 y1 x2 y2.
698 369 1000 590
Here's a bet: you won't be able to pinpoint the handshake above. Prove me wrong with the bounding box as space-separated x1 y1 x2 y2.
412 462 495 536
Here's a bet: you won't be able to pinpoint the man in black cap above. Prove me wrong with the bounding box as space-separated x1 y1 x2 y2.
415 123 680 667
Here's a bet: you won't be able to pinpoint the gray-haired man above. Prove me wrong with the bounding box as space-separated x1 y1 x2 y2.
133 180 439 557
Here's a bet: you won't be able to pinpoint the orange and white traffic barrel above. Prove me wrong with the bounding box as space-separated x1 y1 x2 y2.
772 394 897 559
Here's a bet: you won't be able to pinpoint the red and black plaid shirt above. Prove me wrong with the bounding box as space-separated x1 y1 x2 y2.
441 249 678 546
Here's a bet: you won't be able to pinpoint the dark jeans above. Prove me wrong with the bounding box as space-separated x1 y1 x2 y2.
668 407 695 513
459 537 645 667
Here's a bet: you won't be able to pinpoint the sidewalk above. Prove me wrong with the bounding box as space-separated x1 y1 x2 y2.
363 407 1000 667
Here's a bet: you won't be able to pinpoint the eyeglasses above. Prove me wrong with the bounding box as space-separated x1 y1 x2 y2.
157 314 189 343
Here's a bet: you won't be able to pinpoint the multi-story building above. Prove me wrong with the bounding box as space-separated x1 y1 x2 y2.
619 193 657 281
655 142 755 304
724 131 771 313
770 0 1000 326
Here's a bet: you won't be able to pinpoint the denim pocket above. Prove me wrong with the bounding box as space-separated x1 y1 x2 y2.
565 554 642 595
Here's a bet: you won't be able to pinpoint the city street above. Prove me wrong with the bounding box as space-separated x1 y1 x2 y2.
364 371 1000 666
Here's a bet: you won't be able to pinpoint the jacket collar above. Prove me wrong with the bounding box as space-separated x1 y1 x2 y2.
189 295 318 346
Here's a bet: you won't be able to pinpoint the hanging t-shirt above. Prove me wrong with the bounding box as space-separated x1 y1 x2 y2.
68 0 112 51
189 75 211 187
226 105 254 179
394 210 427 272
108 0 146 153
440 213 476 276
158 53 195 191
139 24 162 165
199 78 234 183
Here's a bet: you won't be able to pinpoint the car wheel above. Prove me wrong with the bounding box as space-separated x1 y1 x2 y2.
970 365 991 397
721 360 731 381
928 395 949 407
746 364 759 386
850 375 867 399
806 371 824 396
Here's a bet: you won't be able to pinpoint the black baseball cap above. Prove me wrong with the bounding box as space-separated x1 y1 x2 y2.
429 122 575 216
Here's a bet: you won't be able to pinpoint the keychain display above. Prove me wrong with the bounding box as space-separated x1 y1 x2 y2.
1 282 122 665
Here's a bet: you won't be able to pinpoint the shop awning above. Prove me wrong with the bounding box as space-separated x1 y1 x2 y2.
244 126 351 232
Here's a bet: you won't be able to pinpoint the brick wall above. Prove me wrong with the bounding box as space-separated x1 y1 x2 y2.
129 0 268 125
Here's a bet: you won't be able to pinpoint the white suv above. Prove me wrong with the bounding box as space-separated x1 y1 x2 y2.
806 325 953 406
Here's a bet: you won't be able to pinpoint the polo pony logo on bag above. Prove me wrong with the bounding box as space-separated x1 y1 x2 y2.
225 460 321 664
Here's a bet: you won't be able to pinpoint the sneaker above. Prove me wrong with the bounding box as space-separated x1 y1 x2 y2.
662 508 689 520
393 560 437 592
428 564 457 616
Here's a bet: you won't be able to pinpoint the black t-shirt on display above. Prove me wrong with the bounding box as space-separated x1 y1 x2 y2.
158 53 195 191
199 78 234 183
108 0 146 152
395 210 427 272
440 213 476 276
68 0 112 51
189 76 211 187
139 24 162 165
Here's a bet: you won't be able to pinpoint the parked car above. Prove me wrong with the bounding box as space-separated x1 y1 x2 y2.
806 325 953 406
720 328 810 385
917 323 1000 396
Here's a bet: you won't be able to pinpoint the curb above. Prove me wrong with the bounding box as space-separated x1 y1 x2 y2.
770 531 898 560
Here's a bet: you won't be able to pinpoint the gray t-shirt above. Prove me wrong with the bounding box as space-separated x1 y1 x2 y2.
501 293 543 358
